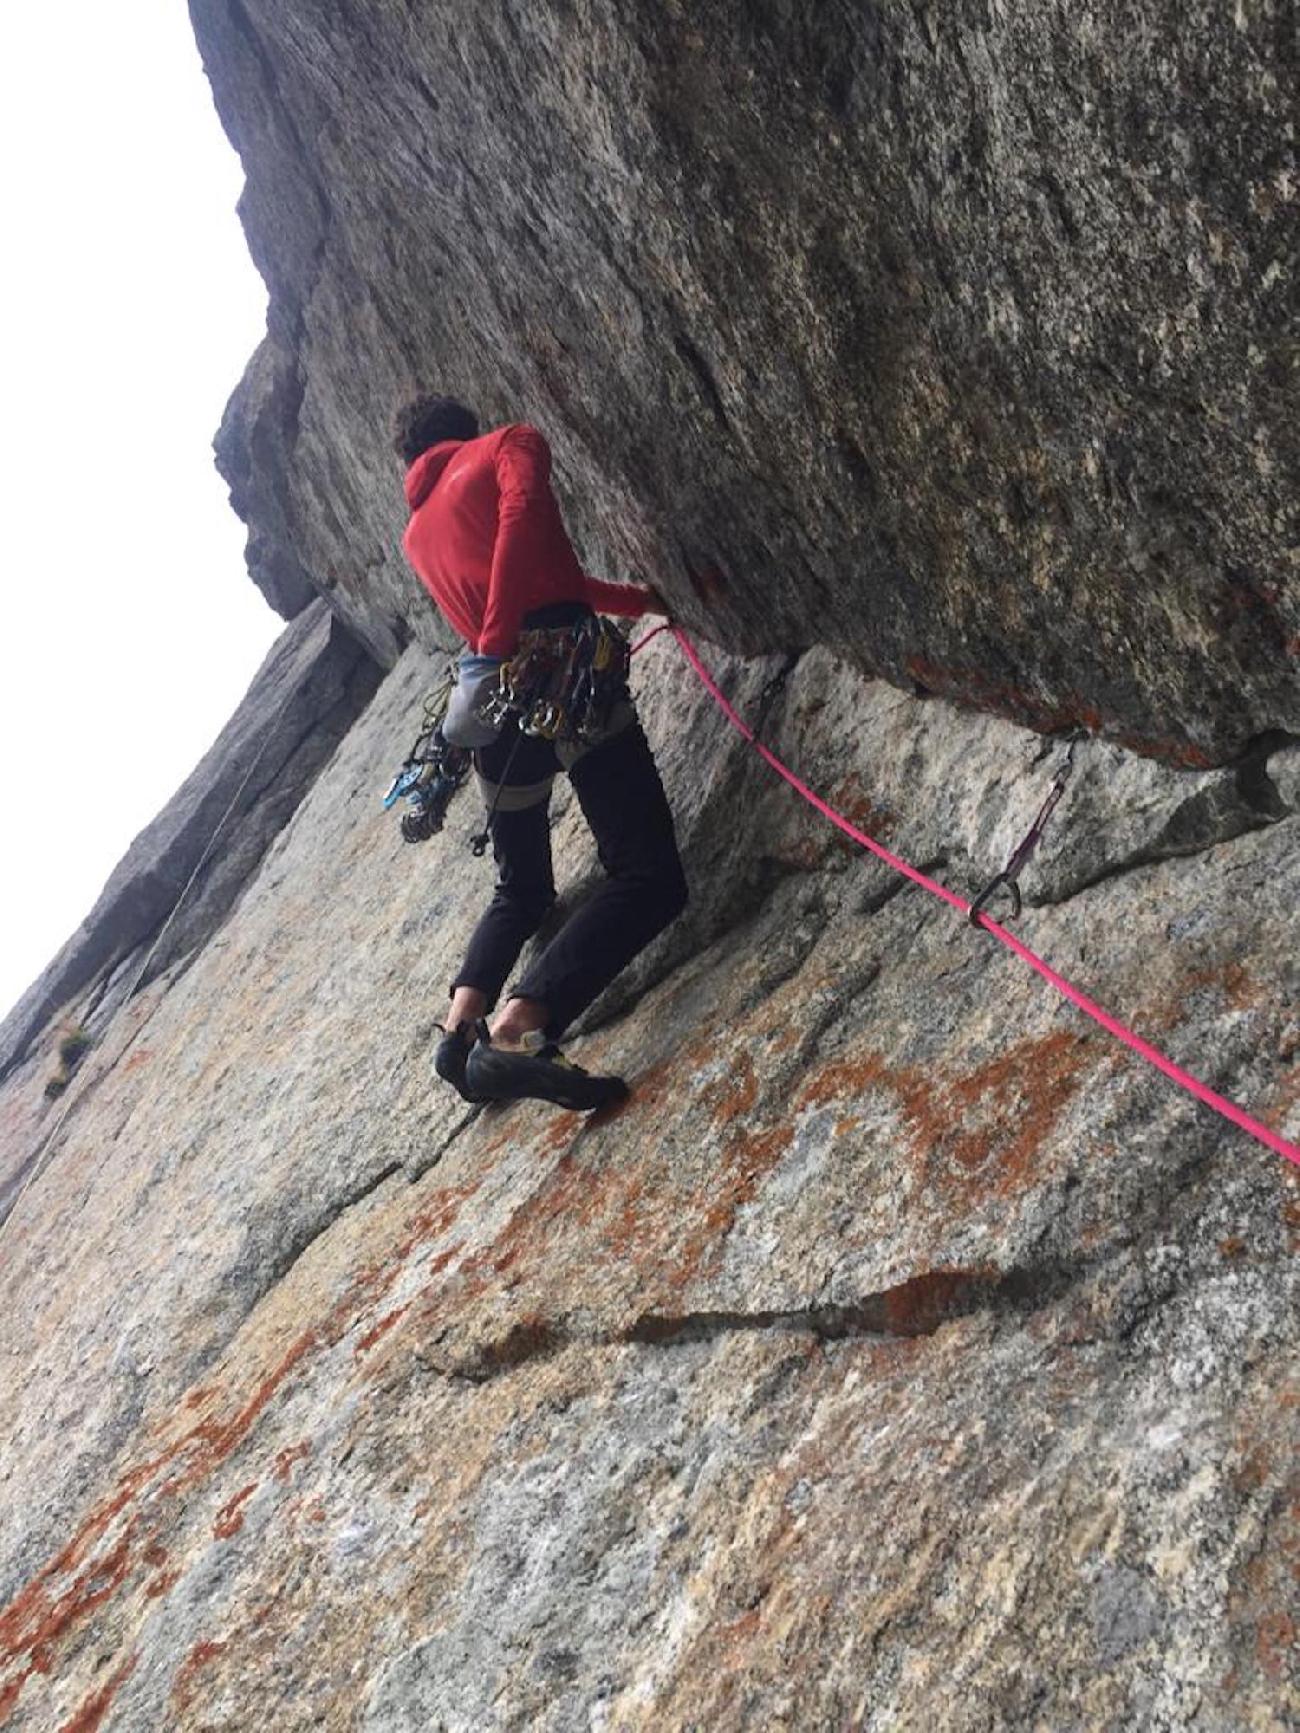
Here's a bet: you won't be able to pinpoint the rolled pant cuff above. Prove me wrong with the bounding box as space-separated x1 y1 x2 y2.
448 978 501 1009
509 972 573 1039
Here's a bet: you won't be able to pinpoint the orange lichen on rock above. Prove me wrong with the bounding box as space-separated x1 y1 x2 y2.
272 1442 312 1482
58 1652 139 1733
420 1008 1093 1328
452 1155 589 1298
0 996 1101 1729
936 1030 1091 1198
598 1171 661 1268
0 1672 27 1721
0 1057 602 1705
793 1029 1091 1204
212 1483 259 1541
1147 958 1265 1037
355 1304 411 1355
1255 1611 1296 1680
1187 960 1257 1013
420 1242 464 1285
1223 1398 1300 1698
160 1329 322 1504
827 773 896 845
0 1516 138 1699
655 1121 797 1300
701 1053 760 1126
621 1057 677 1116
714 1603 765 1651
393 1178 480 1263
0 1159 501 1716
797 1051 895 1115
1269 1061 1300 1131
170 1637 229 1716
904 656 1106 742
541 1114 580 1156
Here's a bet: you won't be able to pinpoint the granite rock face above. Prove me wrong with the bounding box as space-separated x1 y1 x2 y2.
0 601 380 1107
189 0 1297 758
1 5 1297 1728
0 637 1296 1730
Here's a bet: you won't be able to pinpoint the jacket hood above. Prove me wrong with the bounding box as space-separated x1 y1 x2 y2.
403 441 464 511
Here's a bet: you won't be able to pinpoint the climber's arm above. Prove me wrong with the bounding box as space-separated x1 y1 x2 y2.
581 575 659 618
478 424 554 657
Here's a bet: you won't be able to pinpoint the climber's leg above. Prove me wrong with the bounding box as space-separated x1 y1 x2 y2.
465 719 685 1112
435 725 558 1101
510 719 687 1038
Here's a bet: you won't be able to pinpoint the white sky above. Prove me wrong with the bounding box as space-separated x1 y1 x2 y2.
0 6 280 1021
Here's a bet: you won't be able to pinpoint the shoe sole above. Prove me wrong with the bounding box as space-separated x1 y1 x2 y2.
434 1043 489 1105
466 1050 628 1113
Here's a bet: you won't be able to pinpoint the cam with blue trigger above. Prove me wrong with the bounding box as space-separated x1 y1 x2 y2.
382 683 472 844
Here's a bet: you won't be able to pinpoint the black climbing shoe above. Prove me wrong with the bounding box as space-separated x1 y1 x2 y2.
434 1024 487 1104
464 1027 628 1113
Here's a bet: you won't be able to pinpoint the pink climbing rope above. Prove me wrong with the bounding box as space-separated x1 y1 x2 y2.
630 620 673 657
638 623 1300 1169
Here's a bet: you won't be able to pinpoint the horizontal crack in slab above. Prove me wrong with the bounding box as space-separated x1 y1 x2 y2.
426 1260 1081 1384
626 1257 1084 1350
625 1266 1009 1348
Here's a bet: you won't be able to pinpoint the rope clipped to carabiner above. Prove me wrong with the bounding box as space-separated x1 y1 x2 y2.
968 731 1087 926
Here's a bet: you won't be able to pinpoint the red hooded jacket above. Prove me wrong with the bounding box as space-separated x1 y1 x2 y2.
401 423 652 657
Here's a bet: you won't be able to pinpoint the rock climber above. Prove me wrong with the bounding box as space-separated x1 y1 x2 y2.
394 394 688 1112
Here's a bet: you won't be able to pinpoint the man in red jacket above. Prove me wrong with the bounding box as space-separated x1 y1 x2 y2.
395 393 688 1111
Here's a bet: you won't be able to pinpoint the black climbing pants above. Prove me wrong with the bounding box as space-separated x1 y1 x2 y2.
452 713 688 1038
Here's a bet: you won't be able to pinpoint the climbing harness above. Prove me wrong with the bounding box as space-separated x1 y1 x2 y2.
968 731 1087 925
464 616 633 858
387 620 632 859
382 682 472 844
641 623 1300 1169
477 614 631 743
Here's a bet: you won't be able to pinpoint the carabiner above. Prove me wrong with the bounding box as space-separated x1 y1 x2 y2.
968 871 1023 927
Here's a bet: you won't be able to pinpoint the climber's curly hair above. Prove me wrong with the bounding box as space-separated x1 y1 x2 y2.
392 394 480 466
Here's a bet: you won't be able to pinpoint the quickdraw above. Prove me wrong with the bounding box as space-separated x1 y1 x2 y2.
664 623 1298 1168
382 681 472 844
477 614 631 743
968 731 1087 924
